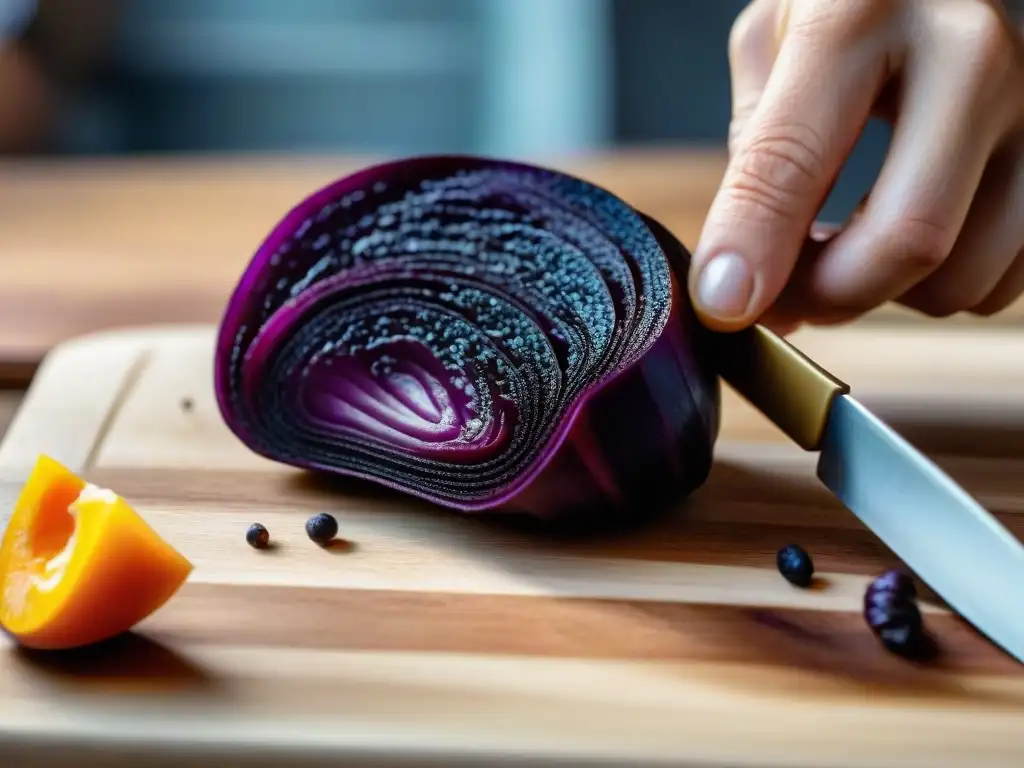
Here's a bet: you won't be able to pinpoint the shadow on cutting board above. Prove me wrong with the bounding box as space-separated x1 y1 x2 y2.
622 601 1024 707
13 632 219 695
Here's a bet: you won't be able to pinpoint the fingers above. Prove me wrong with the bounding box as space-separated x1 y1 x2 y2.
727 0 779 155
898 144 1024 317
809 221 844 242
966 142 1024 317
800 2 1020 315
758 230 856 328
690 0 894 331
971 248 1024 316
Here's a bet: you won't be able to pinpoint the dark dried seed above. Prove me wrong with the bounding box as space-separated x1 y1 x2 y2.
865 568 916 603
776 544 814 587
306 513 339 545
246 523 270 549
874 603 928 657
864 569 929 658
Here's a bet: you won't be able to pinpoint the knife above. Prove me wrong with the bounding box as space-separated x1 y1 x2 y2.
713 324 1024 663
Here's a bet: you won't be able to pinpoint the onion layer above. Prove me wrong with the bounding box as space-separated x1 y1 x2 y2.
214 156 720 520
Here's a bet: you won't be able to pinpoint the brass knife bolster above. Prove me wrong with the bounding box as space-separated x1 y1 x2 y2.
711 325 850 451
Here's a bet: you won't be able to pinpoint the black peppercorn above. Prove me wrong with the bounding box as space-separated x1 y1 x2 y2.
776 544 814 587
306 513 338 545
246 523 270 549
864 569 928 657
180 396 194 412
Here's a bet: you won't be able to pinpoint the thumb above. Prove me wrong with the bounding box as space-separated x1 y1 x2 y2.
690 0 878 331
689 0 780 332
726 0 778 156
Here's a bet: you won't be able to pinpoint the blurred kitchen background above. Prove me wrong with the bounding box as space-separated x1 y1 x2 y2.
19 0 889 221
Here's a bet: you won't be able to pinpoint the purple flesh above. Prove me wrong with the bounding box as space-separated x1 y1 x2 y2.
214 155 720 520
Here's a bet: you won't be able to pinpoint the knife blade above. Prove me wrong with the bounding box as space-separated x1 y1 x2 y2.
714 324 1024 663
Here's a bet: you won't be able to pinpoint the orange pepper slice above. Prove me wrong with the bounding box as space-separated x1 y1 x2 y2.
0 454 192 650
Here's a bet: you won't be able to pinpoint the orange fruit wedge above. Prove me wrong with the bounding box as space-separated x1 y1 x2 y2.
0 454 193 650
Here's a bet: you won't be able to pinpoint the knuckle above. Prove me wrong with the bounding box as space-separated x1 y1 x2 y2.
874 215 954 273
961 2 1011 54
937 2 1016 85
788 0 896 48
969 19 1014 81
725 123 828 220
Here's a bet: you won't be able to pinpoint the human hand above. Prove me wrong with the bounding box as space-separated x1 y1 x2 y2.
689 0 1024 333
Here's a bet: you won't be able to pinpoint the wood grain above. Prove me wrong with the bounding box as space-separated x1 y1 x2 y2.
67 583 1024 677
1 149 1023 383
0 322 1024 765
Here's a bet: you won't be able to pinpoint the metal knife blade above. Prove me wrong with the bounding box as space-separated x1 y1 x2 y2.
714 324 1024 663
819 393 1024 661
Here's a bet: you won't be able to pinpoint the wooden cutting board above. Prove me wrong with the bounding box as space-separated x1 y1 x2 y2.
2 323 1024 767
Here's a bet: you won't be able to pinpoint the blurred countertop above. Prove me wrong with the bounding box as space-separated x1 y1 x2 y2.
0 148 1016 386
0 149 725 380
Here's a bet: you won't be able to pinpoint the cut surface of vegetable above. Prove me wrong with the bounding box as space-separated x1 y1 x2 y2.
215 155 720 521
0 454 193 650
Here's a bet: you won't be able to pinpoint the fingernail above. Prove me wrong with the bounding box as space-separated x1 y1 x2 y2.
810 221 842 242
696 252 754 319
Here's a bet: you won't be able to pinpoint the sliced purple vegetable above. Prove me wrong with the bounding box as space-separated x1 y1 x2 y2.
214 156 720 520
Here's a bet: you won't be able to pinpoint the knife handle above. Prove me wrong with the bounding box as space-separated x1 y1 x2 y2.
711 325 850 451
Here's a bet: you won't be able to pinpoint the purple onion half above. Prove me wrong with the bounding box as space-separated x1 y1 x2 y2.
214 156 720 521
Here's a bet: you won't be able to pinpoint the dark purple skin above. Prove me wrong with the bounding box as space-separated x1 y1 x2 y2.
214 155 720 522
864 569 929 657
